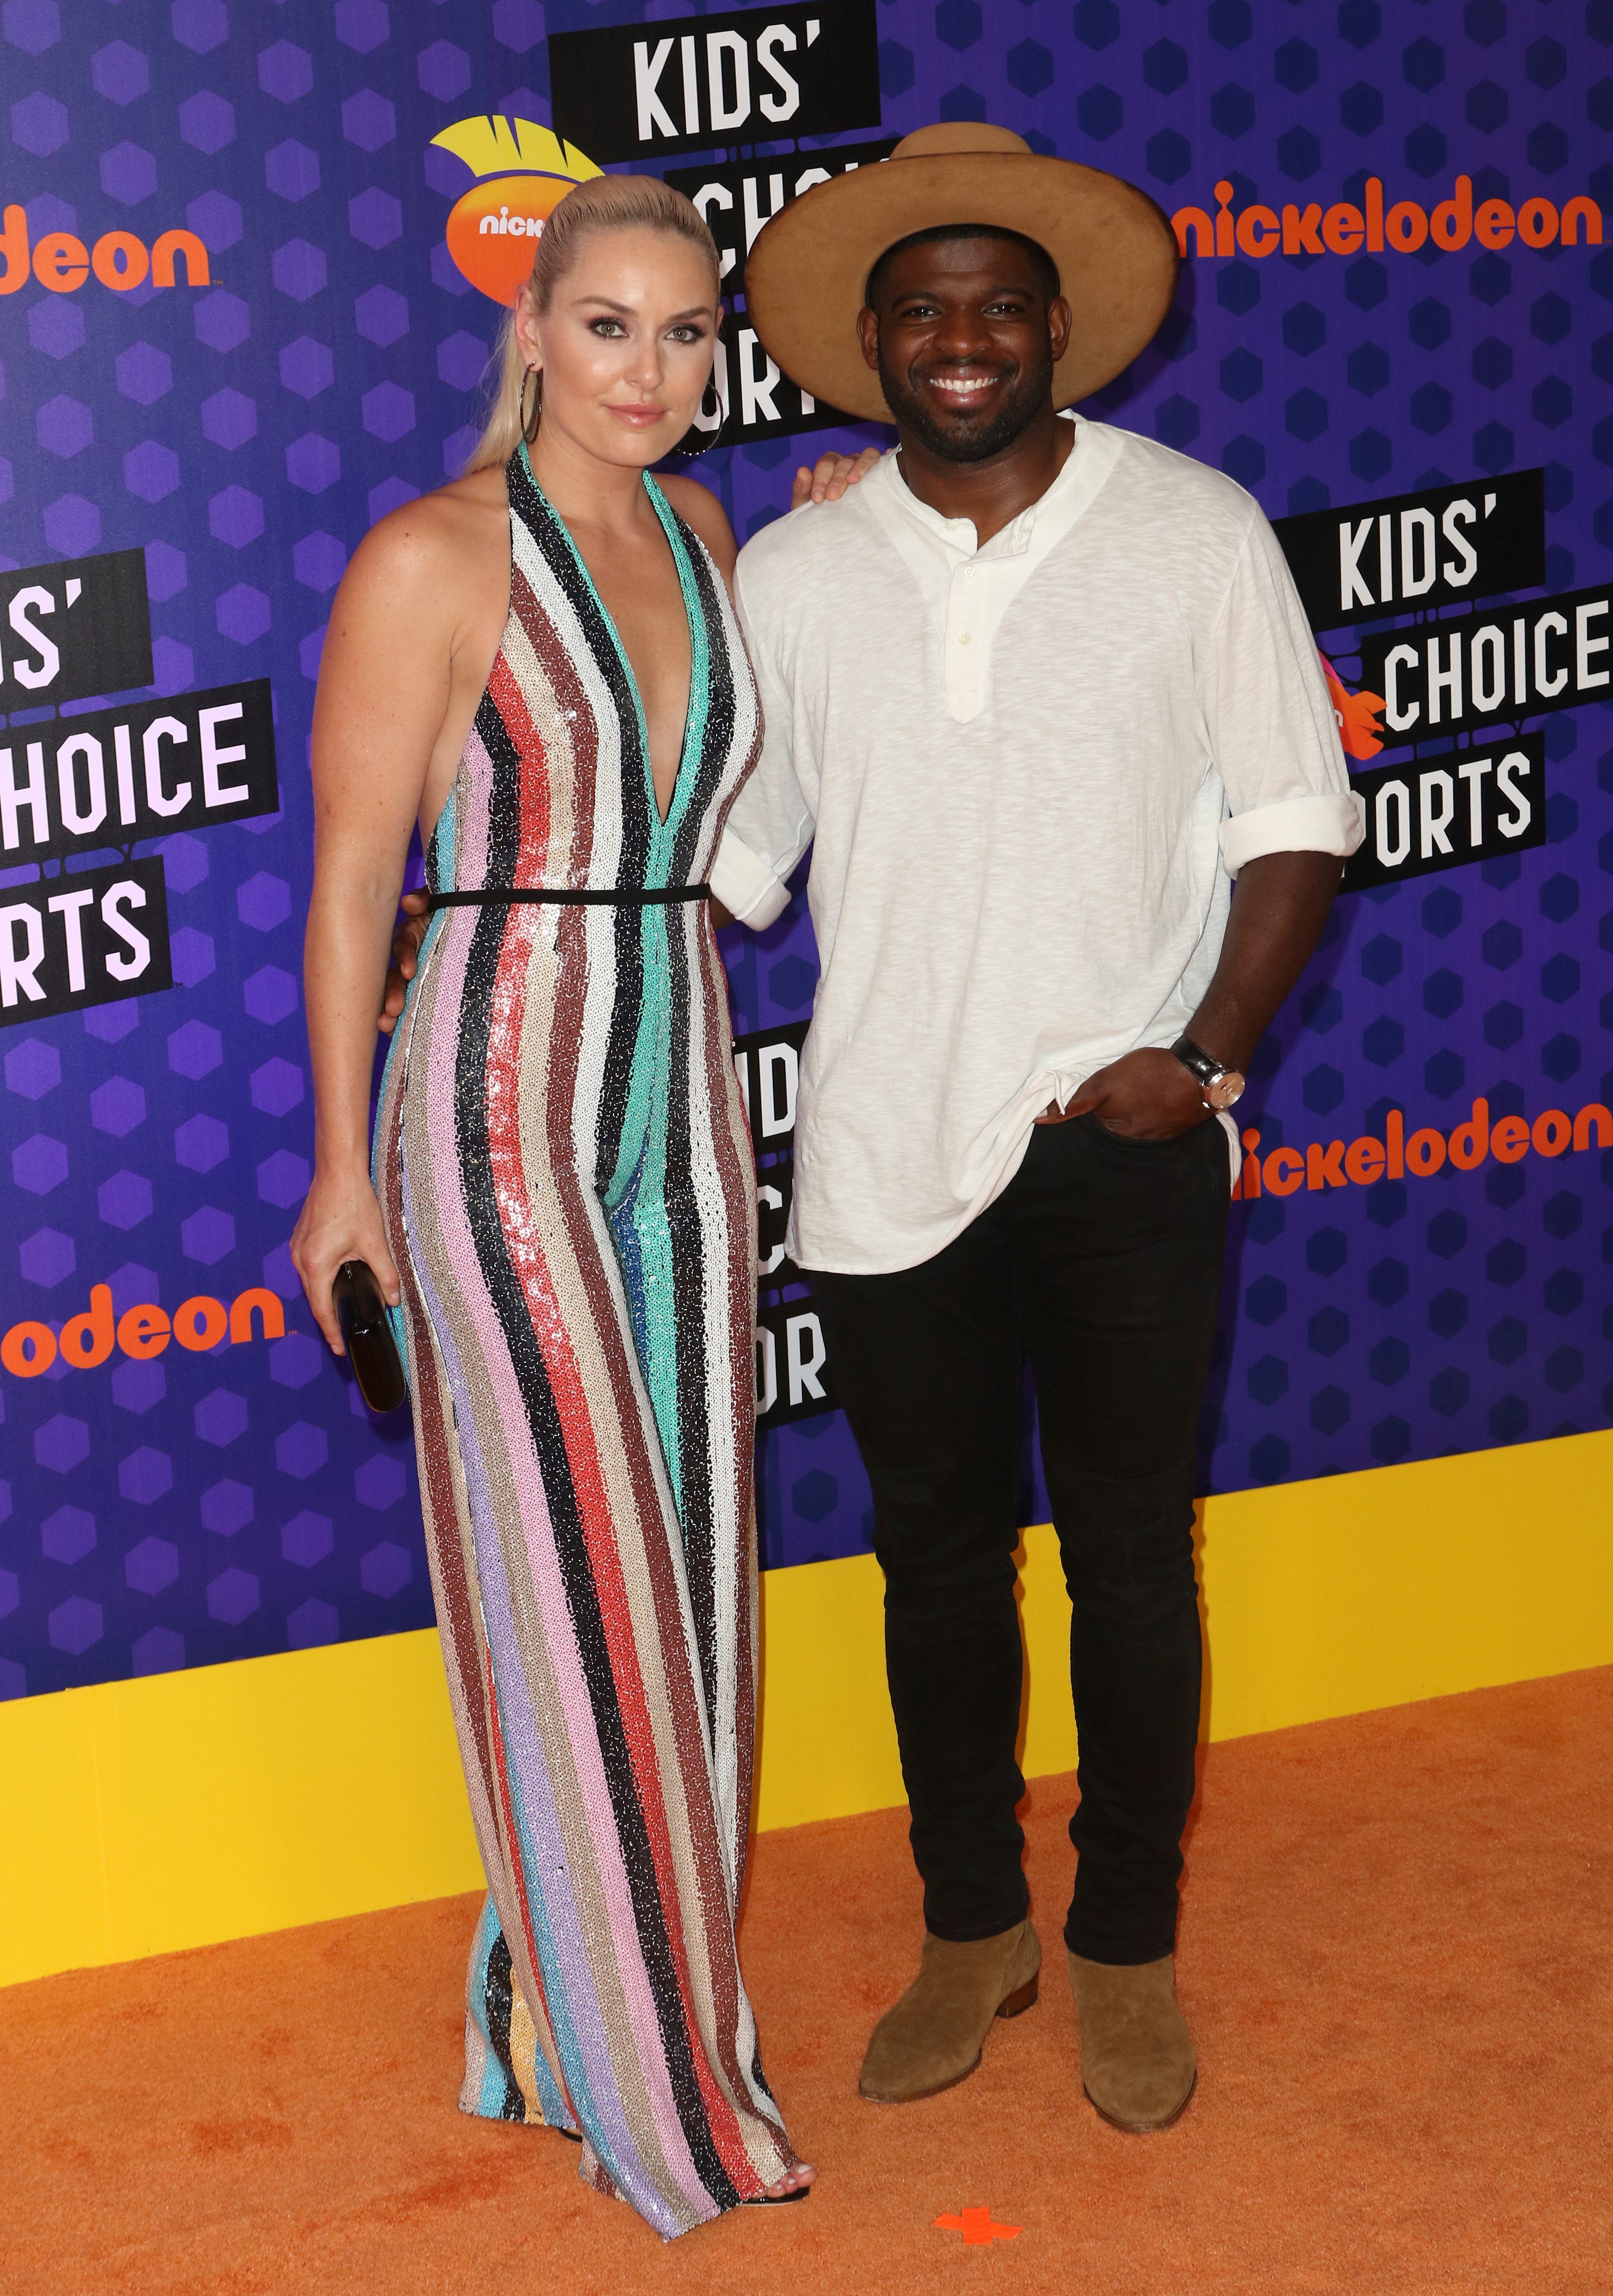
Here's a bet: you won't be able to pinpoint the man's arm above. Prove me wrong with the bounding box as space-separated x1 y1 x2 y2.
1181 849 1341 1073
1046 497 1362 1134
1043 850 1341 1136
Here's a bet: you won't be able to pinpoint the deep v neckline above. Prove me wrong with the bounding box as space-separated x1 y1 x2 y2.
522 450 703 838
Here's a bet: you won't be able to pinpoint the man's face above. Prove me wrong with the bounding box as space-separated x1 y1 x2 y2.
858 235 1072 463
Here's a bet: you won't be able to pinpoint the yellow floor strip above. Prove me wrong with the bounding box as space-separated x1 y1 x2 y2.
3 1428 1609 1988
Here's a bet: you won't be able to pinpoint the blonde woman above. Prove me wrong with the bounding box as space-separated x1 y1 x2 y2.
291 178 817 2235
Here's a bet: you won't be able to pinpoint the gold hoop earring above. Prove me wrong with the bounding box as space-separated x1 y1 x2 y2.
520 363 542 444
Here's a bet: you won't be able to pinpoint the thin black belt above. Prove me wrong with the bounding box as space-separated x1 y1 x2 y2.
426 884 710 912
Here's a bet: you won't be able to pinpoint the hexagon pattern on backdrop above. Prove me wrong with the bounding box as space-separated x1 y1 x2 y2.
1 1 1610 1697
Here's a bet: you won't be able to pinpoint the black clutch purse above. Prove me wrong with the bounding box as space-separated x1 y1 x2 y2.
332 1260 408 1414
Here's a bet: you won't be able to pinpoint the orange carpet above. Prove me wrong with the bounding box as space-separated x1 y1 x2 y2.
4 1667 1609 2296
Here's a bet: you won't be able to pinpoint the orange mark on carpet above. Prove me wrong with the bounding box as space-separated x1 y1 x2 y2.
935 2204 1020 2244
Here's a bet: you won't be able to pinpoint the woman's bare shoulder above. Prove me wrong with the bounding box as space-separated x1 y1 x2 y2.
659 472 737 580
344 463 509 605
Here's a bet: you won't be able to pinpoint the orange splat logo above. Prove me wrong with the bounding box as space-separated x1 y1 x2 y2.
935 2206 1021 2244
431 117 602 305
1319 650 1385 761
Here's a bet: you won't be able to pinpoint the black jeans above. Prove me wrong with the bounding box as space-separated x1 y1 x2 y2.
809 1111 1231 1966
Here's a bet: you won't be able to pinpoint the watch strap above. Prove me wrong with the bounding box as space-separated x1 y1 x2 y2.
1169 1034 1229 1089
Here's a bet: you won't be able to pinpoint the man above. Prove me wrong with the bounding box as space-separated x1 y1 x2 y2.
386 122 1362 2136
712 123 1362 2132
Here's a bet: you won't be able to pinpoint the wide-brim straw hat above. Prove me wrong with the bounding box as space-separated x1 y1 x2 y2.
744 122 1180 426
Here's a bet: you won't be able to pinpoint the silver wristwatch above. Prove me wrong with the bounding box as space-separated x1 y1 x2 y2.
1169 1034 1247 1113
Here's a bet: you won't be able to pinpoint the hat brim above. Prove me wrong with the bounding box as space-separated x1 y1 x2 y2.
743 152 1180 427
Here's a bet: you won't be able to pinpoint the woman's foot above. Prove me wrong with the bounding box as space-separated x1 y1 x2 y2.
758 2163 815 2202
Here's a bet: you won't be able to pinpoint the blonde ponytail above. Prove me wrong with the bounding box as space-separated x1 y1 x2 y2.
462 175 721 475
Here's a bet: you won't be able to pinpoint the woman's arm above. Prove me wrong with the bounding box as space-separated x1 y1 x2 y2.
290 512 459 1352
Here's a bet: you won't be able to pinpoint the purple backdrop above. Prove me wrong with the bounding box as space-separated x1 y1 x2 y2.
1 0 1609 1702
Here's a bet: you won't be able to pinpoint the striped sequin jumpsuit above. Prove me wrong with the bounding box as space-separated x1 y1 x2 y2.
372 447 795 2237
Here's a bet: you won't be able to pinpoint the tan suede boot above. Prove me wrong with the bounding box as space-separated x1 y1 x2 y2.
1067 1952 1196 2132
859 1921 1040 2104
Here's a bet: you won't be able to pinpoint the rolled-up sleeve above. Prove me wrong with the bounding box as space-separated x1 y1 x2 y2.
1205 510 1366 875
715 556 818 928
710 823 793 928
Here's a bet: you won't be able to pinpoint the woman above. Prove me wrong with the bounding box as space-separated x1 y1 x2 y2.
291 175 812 2237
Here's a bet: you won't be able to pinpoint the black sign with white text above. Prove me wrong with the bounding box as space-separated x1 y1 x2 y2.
1273 470 1544 633
693 309 859 449
1 549 153 709
734 1018 807 1161
733 1019 837 1428
1356 584 1611 736
0 679 277 861
549 2 882 164
1341 731 1546 893
0 854 172 1028
755 1152 795 1285
755 1295 836 1427
666 137 896 296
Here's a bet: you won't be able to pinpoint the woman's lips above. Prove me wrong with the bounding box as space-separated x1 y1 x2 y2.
606 403 672 426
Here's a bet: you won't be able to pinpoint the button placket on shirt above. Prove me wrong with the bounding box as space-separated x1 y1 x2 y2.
945 558 987 720
944 504 1042 723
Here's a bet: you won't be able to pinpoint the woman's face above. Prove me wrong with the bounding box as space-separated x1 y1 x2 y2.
515 226 719 469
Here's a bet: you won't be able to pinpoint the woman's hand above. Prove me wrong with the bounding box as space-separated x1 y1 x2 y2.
790 446 882 507
291 1164 401 1355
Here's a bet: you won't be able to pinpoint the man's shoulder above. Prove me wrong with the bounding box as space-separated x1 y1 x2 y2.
735 467 890 602
1089 420 1263 546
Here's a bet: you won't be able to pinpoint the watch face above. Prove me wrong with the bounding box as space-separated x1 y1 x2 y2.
1206 1071 1246 1111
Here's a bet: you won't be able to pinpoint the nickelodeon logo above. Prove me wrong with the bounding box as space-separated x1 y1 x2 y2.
0 1282 285 1380
0 204 210 295
1233 1096 1611 1203
1173 175 1603 262
431 117 602 305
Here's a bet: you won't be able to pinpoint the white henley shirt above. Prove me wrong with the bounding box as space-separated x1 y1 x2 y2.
711 416 1365 1276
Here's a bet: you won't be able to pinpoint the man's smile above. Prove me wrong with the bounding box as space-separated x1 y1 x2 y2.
917 367 1011 408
